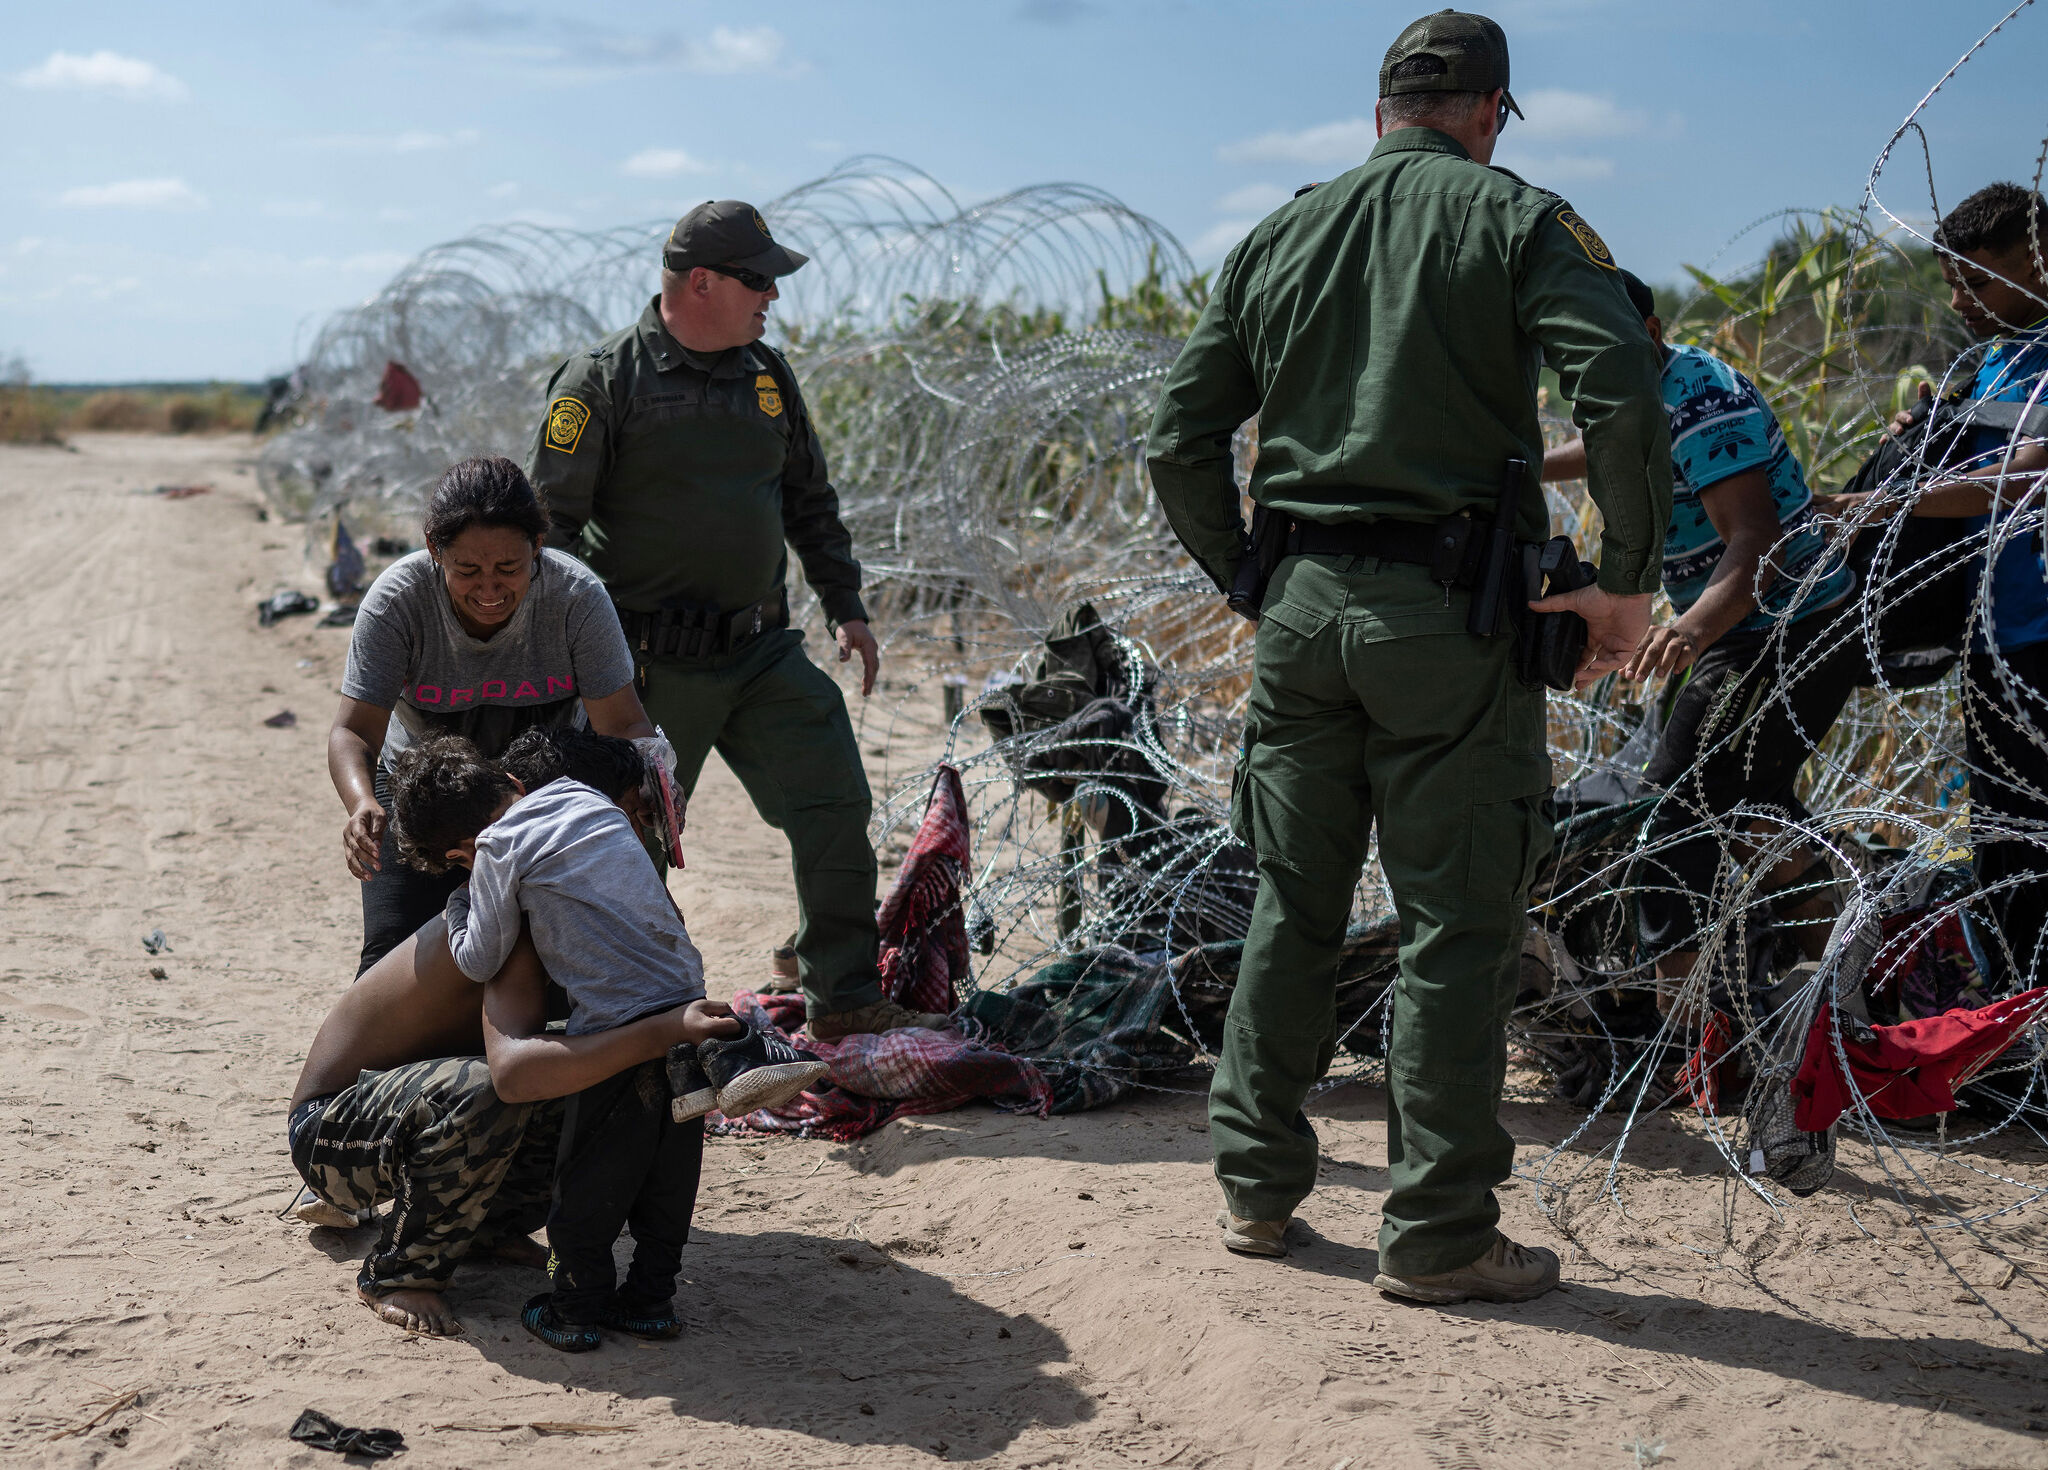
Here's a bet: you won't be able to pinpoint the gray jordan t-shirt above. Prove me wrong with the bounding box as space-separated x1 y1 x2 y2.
342 548 635 767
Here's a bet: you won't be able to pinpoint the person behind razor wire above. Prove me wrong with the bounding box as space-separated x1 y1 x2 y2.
1539 269 1863 1002
1146 10 1669 1303
1827 182 2048 985
390 731 826 1350
526 199 939 1043
327 455 669 976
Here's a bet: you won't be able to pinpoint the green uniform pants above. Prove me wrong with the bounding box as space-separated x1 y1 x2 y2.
636 627 883 1018
1210 553 1554 1277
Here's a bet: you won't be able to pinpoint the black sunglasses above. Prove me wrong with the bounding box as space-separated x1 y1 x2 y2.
1496 97 1511 135
704 262 776 293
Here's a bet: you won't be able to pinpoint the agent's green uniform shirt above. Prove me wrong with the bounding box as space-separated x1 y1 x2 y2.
1149 128 1670 594
524 298 883 1020
1148 129 1668 1279
529 297 868 629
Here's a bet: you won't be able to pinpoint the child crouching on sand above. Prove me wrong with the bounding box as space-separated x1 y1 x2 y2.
389 730 826 1351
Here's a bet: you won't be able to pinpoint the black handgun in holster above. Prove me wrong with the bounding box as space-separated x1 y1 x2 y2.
1466 458 1528 638
1466 457 1592 690
1226 504 1286 621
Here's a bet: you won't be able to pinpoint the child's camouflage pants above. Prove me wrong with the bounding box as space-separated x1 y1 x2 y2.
291 1055 562 1295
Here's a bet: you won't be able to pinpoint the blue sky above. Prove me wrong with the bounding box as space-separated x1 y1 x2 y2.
4 0 2043 382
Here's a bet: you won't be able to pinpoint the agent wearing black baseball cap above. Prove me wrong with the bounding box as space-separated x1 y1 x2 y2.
527 200 940 1042
1151 9 1668 1302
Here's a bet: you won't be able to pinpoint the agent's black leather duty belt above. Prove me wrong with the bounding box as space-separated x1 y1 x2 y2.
1281 513 1499 596
615 589 789 660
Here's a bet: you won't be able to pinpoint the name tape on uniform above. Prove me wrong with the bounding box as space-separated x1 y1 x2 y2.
1555 209 1616 270
546 396 592 452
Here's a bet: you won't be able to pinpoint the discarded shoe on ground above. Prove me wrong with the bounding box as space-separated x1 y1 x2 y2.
257 589 320 627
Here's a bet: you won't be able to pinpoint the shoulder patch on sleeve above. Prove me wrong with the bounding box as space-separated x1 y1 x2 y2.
1555 208 1617 270
545 396 592 453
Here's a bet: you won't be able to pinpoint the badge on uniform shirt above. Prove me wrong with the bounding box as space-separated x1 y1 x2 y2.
754 373 784 417
545 396 592 452
1556 208 1617 270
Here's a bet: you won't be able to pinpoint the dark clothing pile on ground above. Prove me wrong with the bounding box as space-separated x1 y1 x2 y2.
980 602 1255 955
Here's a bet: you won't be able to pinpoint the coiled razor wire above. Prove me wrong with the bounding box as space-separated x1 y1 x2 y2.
260 36 2048 1333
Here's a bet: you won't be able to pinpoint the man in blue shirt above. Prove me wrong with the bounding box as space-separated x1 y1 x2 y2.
1544 270 1864 999
1845 183 2048 984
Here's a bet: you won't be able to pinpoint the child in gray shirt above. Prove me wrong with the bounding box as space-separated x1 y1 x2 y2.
388 731 823 1351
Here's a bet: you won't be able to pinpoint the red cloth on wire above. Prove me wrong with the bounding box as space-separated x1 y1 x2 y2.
1678 1009 1735 1115
374 360 422 412
876 763 973 1015
1790 987 2047 1131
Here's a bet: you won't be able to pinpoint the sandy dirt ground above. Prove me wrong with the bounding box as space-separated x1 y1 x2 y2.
2 433 2046 1469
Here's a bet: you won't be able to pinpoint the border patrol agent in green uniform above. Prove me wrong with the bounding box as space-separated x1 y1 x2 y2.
1147 12 1671 1303
527 199 949 1042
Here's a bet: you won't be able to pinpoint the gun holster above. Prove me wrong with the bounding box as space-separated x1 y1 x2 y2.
1515 536 1595 691
1226 504 1286 621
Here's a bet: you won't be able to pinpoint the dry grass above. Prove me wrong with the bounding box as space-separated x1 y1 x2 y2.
1 383 264 442
0 386 65 445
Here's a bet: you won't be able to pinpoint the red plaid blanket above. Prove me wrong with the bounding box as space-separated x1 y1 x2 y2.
877 763 973 1015
711 765 1053 1140
713 990 1052 1140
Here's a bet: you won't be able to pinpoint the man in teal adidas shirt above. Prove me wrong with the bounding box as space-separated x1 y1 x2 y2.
1543 269 1862 995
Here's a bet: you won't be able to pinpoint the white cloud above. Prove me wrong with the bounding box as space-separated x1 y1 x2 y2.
15 50 187 101
1513 89 1649 142
687 26 784 74
1193 218 1258 259
1494 151 1616 186
1215 182 1294 215
58 177 206 210
309 128 482 153
621 147 712 179
1219 118 1375 167
33 272 142 303
302 251 413 276
1219 91 1664 167
486 181 520 199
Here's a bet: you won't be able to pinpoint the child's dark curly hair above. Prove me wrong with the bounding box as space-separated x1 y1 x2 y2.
499 726 647 802
389 734 519 874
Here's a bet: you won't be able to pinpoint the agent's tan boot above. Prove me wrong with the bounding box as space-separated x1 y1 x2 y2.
761 934 801 995
807 997 951 1042
1374 1231 1560 1304
1216 1209 1290 1258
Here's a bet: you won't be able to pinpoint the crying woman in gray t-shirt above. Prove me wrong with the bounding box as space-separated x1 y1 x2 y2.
328 455 662 974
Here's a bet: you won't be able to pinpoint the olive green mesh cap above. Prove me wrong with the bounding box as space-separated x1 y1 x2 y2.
1379 9 1522 118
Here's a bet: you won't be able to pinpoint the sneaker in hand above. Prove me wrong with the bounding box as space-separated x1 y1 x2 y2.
667 1043 717 1123
699 1021 831 1116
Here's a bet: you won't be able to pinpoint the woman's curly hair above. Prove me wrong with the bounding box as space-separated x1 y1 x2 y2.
388 734 518 874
